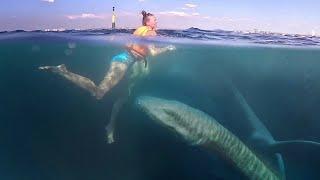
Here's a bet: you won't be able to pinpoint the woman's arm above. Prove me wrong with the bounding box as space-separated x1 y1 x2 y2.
148 45 176 56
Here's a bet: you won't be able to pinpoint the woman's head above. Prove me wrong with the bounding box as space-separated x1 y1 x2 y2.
141 10 157 29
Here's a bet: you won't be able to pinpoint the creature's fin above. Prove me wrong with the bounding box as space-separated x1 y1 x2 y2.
269 140 320 153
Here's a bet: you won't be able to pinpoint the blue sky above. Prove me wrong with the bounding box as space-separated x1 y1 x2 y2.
1 0 319 35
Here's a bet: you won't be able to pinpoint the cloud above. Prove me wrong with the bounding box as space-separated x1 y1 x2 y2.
185 3 197 8
42 0 54 3
66 13 105 20
159 11 190 17
158 11 201 17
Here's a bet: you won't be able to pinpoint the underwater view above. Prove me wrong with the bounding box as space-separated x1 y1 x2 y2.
1 29 320 180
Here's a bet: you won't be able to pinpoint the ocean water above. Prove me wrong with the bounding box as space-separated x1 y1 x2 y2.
1 29 320 180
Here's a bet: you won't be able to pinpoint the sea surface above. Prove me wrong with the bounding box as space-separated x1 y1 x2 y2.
1 28 320 180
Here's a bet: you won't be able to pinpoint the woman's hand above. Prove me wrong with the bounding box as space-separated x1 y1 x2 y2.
149 45 176 56
167 45 176 51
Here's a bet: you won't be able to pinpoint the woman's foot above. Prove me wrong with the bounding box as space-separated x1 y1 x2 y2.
39 64 67 73
105 125 115 144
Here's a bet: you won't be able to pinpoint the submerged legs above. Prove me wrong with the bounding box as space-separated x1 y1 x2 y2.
39 62 132 144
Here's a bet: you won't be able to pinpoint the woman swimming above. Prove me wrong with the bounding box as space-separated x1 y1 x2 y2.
39 10 176 143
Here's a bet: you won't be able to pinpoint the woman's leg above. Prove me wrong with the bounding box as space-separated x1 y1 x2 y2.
105 95 128 144
39 62 128 100
96 62 128 99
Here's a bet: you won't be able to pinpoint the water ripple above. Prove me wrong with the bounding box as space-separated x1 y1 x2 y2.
1 27 320 47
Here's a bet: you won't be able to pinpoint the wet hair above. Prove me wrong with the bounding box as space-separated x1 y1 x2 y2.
141 10 154 26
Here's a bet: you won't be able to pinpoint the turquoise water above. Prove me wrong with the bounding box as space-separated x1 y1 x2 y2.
1 31 320 180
